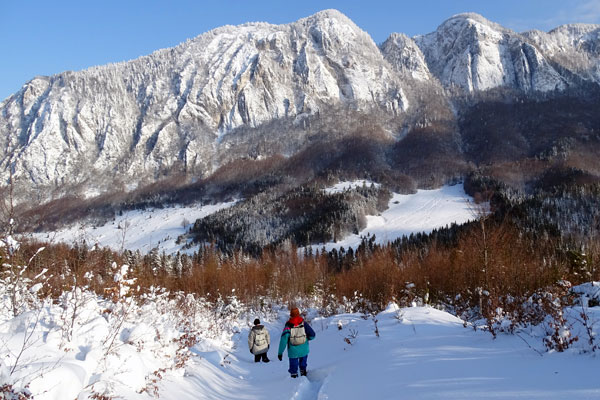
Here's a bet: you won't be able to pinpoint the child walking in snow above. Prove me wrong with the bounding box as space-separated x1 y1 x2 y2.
277 307 316 378
248 318 270 362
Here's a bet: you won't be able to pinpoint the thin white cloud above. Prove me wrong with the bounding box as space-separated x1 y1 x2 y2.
506 0 600 33
571 0 600 23
542 0 600 28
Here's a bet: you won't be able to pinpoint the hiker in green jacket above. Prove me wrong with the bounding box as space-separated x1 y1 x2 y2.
277 307 316 378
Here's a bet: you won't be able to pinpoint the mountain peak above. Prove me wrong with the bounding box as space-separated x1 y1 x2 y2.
385 32 410 42
380 33 431 81
305 9 354 23
447 12 492 23
443 12 507 30
549 22 600 35
414 11 568 92
295 8 363 37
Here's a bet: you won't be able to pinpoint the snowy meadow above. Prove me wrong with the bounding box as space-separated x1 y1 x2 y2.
2 272 599 399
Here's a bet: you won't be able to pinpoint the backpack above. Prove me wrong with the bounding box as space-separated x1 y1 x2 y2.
289 323 306 346
254 328 267 347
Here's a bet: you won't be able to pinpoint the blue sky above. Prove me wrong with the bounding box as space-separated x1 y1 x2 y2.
1 0 599 100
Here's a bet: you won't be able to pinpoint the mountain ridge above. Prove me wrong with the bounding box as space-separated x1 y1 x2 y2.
1 10 599 206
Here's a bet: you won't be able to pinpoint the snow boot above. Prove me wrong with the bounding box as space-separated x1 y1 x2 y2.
300 369 307 376
291 373 298 378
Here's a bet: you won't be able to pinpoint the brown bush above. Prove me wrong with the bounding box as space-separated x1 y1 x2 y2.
11 214 600 319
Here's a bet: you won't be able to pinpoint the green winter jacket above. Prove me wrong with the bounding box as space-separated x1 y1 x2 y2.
277 317 316 359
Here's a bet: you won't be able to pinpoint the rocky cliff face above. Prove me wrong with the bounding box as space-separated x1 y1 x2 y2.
523 24 600 83
412 13 568 92
0 10 598 203
380 33 432 81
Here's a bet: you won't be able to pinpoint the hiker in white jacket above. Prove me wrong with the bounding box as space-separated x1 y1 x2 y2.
248 318 271 362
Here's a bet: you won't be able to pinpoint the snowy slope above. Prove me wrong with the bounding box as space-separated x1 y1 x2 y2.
32 201 237 254
6 296 599 399
31 184 473 254
311 184 475 252
322 179 380 194
177 305 599 400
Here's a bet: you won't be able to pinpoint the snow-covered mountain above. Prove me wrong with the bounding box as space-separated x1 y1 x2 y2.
523 23 600 83
1 10 599 203
412 13 568 92
0 9 407 200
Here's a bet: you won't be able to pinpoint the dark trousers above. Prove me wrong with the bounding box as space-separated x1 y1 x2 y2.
254 352 270 362
288 355 308 375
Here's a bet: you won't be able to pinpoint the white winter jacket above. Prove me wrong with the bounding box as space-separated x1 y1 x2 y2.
248 325 270 355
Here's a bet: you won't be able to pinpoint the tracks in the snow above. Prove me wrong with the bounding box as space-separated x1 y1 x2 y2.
292 368 329 400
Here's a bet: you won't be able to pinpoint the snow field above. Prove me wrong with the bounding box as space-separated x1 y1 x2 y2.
0 285 253 400
311 183 476 252
323 180 380 194
32 201 237 254
32 183 475 256
162 301 600 400
2 286 600 399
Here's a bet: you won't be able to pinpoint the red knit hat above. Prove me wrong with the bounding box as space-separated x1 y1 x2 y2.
290 307 300 318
